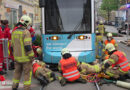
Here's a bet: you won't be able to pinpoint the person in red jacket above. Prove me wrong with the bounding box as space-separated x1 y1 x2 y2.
58 48 86 86
0 20 11 74
27 25 36 42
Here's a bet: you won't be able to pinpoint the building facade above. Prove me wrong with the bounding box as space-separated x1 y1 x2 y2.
0 0 41 29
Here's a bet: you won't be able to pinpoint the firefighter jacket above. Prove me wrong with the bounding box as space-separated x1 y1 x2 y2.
32 61 45 77
112 51 129 72
11 27 34 62
0 26 11 40
59 57 80 82
107 51 129 72
97 24 105 35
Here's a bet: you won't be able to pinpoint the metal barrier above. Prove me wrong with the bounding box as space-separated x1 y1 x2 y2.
3 39 9 72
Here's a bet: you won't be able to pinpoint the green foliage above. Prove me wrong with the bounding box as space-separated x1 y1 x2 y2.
33 34 42 46
98 8 108 19
101 0 120 11
101 0 120 21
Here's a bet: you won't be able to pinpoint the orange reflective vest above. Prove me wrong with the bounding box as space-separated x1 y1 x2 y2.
104 39 116 45
104 39 116 54
60 57 80 81
112 51 129 72
32 63 41 77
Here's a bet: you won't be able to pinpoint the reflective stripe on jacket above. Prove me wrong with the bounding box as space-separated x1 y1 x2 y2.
113 51 129 72
60 57 80 81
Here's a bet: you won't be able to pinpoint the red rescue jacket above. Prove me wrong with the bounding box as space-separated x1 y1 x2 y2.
32 63 41 77
60 57 80 81
112 51 129 72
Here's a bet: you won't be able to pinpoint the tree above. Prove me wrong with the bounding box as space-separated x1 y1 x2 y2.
101 0 120 21
98 8 108 20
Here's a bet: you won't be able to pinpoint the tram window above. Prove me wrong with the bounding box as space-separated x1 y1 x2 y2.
45 0 91 34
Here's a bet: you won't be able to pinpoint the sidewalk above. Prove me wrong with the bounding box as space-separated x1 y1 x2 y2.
105 25 130 46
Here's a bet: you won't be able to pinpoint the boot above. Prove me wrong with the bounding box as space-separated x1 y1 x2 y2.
9 62 15 70
118 75 127 81
77 77 87 84
60 78 66 86
37 76 49 86
12 88 17 90
0 71 6 75
50 72 56 81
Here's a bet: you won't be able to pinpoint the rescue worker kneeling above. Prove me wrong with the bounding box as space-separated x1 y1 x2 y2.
58 48 86 86
103 43 130 79
32 60 56 86
80 60 102 75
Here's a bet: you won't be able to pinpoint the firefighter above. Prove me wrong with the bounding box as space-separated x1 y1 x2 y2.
0 20 11 74
104 33 118 48
32 60 56 86
11 15 34 90
97 20 105 37
95 30 103 59
58 48 86 86
103 33 118 60
80 60 101 75
103 43 129 79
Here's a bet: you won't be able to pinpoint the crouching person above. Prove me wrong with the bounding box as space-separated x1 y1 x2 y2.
32 60 56 86
58 48 86 86
80 60 102 75
103 43 130 80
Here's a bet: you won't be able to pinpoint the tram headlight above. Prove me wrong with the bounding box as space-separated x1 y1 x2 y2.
50 36 59 40
77 35 87 40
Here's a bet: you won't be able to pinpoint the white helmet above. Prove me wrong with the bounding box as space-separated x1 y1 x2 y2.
32 60 39 65
105 43 115 52
20 15 31 27
96 30 99 34
107 33 112 37
61 48 70 55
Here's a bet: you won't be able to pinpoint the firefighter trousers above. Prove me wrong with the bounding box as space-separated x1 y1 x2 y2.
12 61 32 90
80 63 101 75
36 68 54 82
106 67 128 79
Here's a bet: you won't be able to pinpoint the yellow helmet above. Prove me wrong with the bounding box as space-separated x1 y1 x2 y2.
99 21 103 24
20 15 31 27
105 43 115 52
36 48 42 55
107 33 112 37
61 48 70 55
